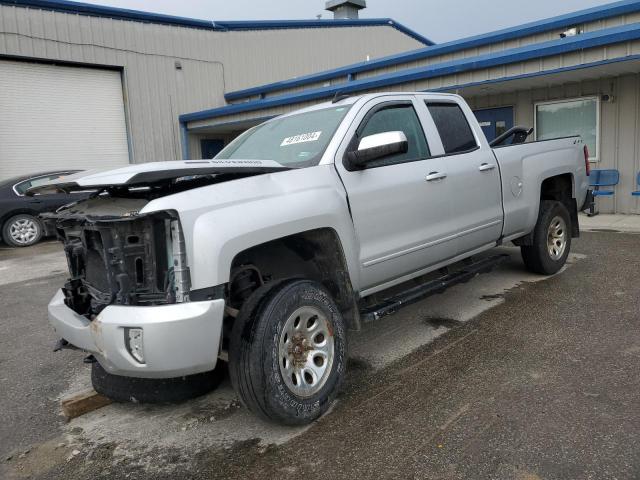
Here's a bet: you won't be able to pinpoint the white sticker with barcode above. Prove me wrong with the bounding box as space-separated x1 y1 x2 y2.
281 131 322 147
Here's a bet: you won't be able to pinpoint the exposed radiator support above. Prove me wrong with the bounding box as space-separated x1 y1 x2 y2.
170 219 191 302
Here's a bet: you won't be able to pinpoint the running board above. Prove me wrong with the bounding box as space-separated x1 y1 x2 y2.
359 254 510 323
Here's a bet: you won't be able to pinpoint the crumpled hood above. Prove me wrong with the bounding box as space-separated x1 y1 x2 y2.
26 159 290 194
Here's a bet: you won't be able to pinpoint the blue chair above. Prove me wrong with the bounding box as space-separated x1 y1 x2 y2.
588 169 619 216
633 172 640 197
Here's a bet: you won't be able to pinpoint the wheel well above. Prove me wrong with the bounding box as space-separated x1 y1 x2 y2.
228 228 360 330
1 209 39 225
540 174 579 238
513 174 579 247
541 174 573 202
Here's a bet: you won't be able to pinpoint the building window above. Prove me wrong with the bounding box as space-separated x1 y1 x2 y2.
535 97 599 161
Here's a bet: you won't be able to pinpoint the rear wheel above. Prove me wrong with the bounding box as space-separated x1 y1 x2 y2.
521 200 572 275
229 279 347 425
2 214 43 247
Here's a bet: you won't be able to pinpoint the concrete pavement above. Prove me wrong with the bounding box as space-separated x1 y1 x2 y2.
1 231 639 479
0 240 66 286
579 212 640 233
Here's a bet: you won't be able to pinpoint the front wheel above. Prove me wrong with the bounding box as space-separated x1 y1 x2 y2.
229 279 347 425
521 200 572 275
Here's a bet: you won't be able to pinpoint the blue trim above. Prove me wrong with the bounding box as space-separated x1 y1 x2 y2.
181 22 640 124
386 20 434 46
187 115 277 132
0 0 433 44
180 122 190 160
210 18 433 45
225 0 640 101
2 0 214 28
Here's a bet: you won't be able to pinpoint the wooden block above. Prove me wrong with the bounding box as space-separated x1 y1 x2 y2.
61 389 112 420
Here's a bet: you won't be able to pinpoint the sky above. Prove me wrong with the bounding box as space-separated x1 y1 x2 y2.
78 0 617 43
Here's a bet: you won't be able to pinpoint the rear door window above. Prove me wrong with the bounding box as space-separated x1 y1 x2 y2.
426 103 478 155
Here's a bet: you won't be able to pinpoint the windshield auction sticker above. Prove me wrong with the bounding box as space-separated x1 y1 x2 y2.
280 131 322 147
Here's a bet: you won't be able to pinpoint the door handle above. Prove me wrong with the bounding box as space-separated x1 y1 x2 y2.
478 163 496 172
426 172 447 182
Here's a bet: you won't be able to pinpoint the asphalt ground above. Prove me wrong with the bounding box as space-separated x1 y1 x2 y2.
1 231 639 479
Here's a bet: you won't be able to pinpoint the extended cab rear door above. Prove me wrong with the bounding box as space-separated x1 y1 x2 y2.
421 97 504 255
334 94 457 293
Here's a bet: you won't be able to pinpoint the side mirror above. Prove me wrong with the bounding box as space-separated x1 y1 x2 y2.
346 131 408 169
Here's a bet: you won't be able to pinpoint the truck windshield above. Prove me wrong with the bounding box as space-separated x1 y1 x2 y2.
215 105 351 167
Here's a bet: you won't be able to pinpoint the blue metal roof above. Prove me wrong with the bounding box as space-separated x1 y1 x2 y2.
181 21 640 124
225 0 640 102
0 0 434 45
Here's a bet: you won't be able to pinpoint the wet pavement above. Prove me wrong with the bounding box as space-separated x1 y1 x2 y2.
1 232 639 479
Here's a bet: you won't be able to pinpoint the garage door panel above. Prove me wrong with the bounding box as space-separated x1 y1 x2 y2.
0 60 129 180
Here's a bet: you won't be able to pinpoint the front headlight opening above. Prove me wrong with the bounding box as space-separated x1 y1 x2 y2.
169 218 191 303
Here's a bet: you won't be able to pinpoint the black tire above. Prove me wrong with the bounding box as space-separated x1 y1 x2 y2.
521 200 572 275
229 279 347 425
91 361 224 404
2 214 43 247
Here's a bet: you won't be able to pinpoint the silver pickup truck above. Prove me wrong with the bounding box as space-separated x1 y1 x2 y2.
36 92 591 425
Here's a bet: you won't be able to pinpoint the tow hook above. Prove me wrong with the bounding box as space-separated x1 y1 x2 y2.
83 354 97 364
53 338 77 352
53 339 96 364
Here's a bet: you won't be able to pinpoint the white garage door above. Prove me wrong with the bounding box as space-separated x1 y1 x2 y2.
0 60 130 180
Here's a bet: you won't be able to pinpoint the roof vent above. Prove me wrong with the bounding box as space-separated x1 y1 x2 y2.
325 0 366 19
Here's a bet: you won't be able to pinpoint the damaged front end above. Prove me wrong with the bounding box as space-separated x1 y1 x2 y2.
47 197 191 318
32 160 292 319
35 160 287 378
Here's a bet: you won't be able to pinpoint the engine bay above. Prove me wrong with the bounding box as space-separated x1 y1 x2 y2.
45 197 187 318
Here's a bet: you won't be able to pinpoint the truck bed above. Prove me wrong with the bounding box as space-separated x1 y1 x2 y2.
492 136 589 241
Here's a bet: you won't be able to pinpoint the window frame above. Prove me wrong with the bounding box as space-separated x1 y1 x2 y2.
343 100 432 170
424 101 481 157
534 96 600 162
215 104 353 167
12 172 74 196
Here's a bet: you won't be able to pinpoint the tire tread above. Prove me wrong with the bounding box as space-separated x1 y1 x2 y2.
521 200 571 275
228 278 346 425
91 361 223 403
